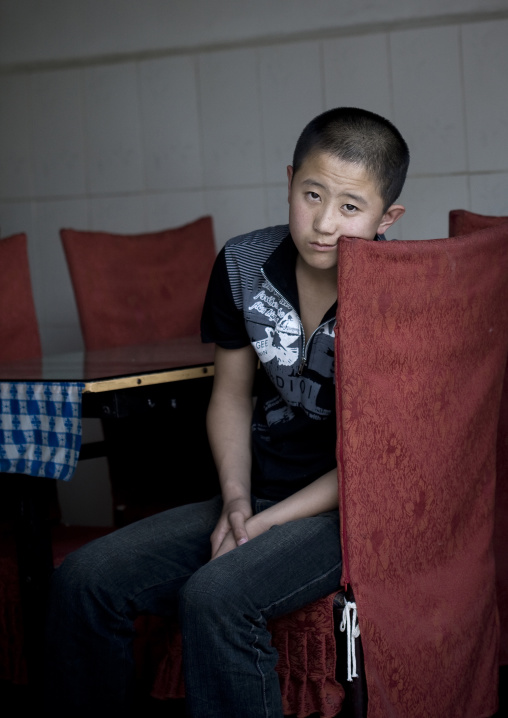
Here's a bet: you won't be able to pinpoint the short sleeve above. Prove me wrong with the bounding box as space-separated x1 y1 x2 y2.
200 248 250 348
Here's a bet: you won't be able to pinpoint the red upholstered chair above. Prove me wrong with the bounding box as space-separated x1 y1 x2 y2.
60 217 220 525
60 216 216 350
131 591 354 718
333 222 507 717
0 233 41 362
449 209 508 668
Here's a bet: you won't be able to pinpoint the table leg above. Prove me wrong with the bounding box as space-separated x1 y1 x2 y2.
13 475 55 690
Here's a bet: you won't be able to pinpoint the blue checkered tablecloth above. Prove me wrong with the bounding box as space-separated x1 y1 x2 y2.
0 381 84 480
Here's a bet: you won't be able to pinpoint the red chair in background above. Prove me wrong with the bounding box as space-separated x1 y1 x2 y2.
0 233 41 363
60 216 216 351
59 216 220 525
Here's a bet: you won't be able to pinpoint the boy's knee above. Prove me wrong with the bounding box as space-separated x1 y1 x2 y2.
179 561 248 619
50 539 120 603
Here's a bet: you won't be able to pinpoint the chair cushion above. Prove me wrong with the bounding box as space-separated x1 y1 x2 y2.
0 233 41 362
60 217 216 350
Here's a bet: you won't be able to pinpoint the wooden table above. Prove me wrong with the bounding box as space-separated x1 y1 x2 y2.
0 335 215 687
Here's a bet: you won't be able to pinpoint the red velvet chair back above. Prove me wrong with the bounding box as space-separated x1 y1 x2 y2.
60 217 216 350
0 233 41 362
332 220 508 717
449 209 508 667
449 208 508 236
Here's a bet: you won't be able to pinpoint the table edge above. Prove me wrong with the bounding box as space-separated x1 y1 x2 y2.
83 364 214 393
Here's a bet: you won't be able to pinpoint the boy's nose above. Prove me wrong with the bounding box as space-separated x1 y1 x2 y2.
313 205 338 235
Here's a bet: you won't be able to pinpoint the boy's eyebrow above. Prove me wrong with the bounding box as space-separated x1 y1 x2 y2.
341 191 368 206
301 179 368 206
302 178 326 190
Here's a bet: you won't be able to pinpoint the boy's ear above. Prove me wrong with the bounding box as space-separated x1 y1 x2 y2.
287 165 294 203
377 204 405 235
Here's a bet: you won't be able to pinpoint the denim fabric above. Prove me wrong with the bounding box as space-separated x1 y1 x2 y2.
45 495 342 718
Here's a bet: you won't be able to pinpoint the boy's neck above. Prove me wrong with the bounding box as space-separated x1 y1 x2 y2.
295 255 337 338
295 254 337 291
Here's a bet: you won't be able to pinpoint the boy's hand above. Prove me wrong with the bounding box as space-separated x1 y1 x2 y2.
210 497 252 559
211 508 273 560
211 529 239 559
211 468 339 560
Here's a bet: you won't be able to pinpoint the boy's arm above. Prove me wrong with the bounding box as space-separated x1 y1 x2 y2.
206 343 258 558
213 468 338 559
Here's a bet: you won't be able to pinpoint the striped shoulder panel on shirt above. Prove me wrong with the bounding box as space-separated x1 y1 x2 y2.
224 225 289 311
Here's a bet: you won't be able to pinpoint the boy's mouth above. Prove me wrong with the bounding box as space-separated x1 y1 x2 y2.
310 241 337 251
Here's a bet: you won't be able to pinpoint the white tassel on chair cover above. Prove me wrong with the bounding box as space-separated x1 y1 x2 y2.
340 600 360 682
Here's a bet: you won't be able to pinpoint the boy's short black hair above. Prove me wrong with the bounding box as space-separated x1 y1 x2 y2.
292 107 410 210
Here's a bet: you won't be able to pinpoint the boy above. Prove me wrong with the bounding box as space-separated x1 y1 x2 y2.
45 107 408 718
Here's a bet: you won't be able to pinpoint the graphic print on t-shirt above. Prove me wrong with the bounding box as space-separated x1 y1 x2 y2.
247 280 334 423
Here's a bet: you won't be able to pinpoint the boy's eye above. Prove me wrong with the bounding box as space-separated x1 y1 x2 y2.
343 204 358 212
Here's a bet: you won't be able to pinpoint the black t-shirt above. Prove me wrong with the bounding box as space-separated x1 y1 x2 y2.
201 225 337 500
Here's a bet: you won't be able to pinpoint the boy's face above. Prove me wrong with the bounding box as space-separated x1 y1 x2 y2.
287 151 405 273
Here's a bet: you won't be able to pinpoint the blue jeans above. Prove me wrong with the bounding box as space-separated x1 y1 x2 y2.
45 495 342 718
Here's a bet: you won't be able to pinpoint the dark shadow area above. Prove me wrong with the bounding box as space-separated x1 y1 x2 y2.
1 667 506 717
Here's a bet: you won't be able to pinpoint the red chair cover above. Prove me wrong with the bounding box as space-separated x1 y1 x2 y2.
449 209 508 667
60 216 216 350
335 226 508 717
269 594 344 717
0 233 41 362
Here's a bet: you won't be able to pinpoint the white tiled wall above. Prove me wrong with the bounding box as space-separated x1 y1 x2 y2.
259 42 323 184
470 173 508 215
395 175 470 244
323 34 393 120
462 19 508 173
1 10 508 354
138 56 203 191
198 48 264 188
2 0 506 65
31 198 88 350
390 25 468 176
83 64 145 195
143 190 207 233
0 75 33 198
30 69 87 198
